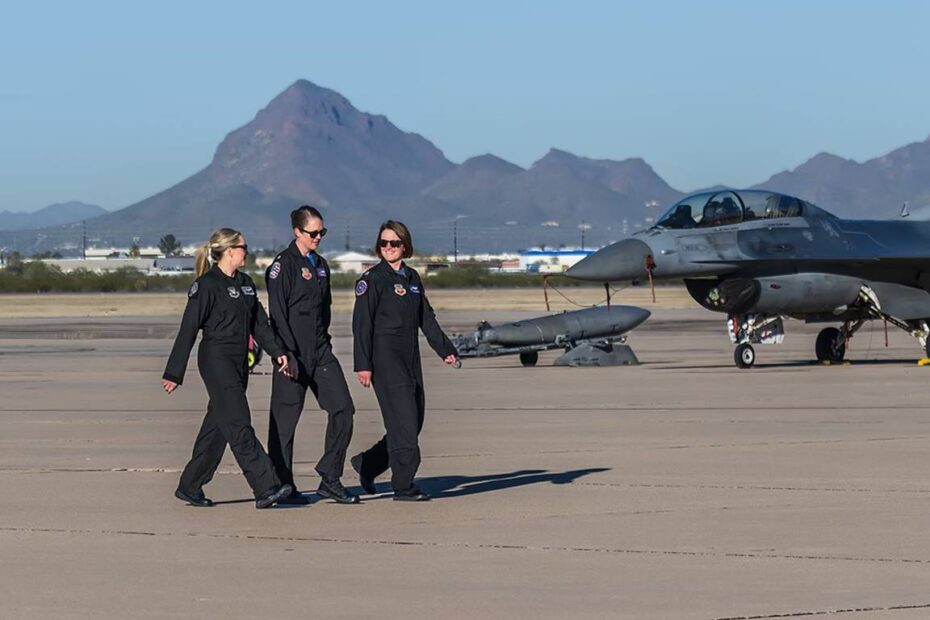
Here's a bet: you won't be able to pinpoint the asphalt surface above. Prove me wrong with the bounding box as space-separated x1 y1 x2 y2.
2 307 930 619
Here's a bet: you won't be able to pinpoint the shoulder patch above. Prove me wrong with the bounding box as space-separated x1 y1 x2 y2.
268 262 281 280
355 280 368 296
188 281 199 298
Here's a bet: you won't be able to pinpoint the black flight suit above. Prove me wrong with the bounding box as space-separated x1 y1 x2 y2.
351 260 457 492
265 242 355 489
164 265 286 499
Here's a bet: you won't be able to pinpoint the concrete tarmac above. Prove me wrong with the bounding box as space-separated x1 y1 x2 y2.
1 305 930 619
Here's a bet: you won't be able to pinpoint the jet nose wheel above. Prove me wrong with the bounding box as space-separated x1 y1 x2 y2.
815 327 846 363
519 352 539 367
734 343 755 369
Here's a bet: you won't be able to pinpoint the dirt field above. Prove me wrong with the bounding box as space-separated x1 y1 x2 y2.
0 286 695 318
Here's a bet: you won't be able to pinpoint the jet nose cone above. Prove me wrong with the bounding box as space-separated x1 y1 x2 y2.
566 238 653 282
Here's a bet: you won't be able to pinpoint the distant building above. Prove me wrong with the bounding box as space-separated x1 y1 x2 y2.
324 251 379 274
37 256 195 274
518 249 594 274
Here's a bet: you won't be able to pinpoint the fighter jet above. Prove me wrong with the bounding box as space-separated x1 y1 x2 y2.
565 189 930 368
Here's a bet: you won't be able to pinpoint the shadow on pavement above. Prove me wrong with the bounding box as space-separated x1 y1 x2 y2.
416 467 611 499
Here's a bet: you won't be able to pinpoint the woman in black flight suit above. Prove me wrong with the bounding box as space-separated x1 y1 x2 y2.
162 227 294 509
350 220 458 501
265 205 359 505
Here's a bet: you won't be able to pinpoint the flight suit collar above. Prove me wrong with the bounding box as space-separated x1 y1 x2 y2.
376 259 409 281
287 239 320 265
211 264 240 282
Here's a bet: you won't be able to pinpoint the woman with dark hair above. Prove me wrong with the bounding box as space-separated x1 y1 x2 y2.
264 205 359 505
350 220 458 501
162 228 294 509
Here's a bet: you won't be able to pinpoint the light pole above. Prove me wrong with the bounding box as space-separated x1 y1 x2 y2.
578 222 591 251
453 215 467 263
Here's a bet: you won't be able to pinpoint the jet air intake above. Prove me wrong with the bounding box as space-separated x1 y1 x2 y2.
686 274 863 315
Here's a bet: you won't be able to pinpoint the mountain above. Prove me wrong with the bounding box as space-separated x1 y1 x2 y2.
87 79 456 247
6 79 930 254
68 80 682 251
755 135 930 218
0 201 107 231
422 149 682 226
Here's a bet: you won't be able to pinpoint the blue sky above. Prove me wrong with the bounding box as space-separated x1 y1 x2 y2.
3 0 930 212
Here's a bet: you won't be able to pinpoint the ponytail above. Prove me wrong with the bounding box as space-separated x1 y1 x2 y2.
195 243 212 277
195 228 243 277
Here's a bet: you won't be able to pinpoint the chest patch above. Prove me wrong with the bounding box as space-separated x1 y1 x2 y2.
355 280 368 296
394 283 407 296
227 286 240 299
301 267 313 280
241 286 255 296
409 285 421 294
268 262 281 280
317 267 327 278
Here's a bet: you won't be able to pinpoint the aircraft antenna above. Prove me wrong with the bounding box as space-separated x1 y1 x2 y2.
900 202 910 218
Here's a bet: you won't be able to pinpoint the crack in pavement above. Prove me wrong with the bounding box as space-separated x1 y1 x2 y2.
714 602 930 618
3 526 930 567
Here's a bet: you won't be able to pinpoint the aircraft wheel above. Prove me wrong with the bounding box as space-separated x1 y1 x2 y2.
519 352 539 367
815 327 845 362
734 343 755 369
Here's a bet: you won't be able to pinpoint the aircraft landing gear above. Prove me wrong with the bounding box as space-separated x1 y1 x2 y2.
734 343 755 369
519 352 539 367
815 327 846 363
728 314 784 369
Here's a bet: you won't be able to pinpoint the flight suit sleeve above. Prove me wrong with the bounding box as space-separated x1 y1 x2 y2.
417 276 458 359
352 274 378 372
163 280 212 384
250 281 287 360
265 258 298 353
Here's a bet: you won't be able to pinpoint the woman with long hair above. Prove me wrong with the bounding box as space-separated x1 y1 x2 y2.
162 228 294 509
350 221 458 501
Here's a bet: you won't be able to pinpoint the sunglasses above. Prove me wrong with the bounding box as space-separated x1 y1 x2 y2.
379 239 403 248
230 244 249 253
300 227 327 239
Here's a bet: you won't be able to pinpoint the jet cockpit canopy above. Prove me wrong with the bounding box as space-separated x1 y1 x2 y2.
655 190 831 229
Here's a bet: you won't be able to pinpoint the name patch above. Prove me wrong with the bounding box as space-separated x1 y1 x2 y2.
409 285 421 294
317 267 327 278
241 286 255 296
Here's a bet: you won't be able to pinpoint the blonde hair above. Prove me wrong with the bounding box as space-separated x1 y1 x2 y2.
195 228 243 276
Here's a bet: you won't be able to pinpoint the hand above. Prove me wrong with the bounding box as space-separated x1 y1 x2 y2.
162 379 178 394
444 354 459 366
275 355 294 378
356 370 372 388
